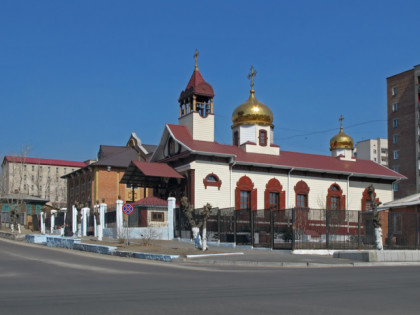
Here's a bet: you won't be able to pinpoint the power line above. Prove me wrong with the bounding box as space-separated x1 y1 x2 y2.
277 120 386 140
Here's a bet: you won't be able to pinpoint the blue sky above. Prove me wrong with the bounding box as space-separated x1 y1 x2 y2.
1 0 419 161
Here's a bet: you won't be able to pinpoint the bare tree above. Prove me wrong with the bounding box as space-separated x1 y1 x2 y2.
180 196 212 251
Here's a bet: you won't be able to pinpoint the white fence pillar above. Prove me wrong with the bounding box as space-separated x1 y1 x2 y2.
82 207 90 236
40 211 45 235
116 200 124 239
167 197 175 240
93 205 98 237
50 210 57 234
98 203 106 241
72 205 78 235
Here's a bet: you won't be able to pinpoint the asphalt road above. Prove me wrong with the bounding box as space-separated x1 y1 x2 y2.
1 238 420 315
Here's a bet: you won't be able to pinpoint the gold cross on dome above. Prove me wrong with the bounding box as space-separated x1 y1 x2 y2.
194 49 199 70
248 66 257 90
339 115 344 130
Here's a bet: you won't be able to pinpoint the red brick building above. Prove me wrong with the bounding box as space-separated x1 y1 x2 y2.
63 133 155 210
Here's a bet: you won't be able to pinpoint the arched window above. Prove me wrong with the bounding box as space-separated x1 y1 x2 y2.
326 183 345 210
235 176 257 210
294 180 310 208
361 187 379 211
259 130 267 146
264 178 285 210
203 173 222 190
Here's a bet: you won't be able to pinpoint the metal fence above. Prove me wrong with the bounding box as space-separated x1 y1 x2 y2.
174 208 420 250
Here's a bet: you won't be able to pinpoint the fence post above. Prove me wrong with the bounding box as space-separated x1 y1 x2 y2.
116 200 124 239
270 210 274 250
178 207 181 239
217 208 221 243
387 212 392 249
250 209 255 247
416 213 419 250
357 211 361 250
326 210 330 249
292 208 296 250
81 207 90 236
234 210 237 246
167 197 175 240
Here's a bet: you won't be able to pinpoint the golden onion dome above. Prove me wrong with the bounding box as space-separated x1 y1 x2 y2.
232 90 274 128
330 118 354 151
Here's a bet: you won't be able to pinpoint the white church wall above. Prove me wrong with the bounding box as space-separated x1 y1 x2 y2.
192 161 231 209
348 181 393 210
289 176 347 209
190 160 395 212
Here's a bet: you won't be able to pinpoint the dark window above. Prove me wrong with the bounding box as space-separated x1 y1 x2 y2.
330 197 340 210
151 212 164 222
233 131 239 146
259 130 267 146
297 194 307 208
269 192 279 210
240 191 251 210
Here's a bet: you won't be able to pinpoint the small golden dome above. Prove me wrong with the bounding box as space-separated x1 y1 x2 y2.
330 117 354 151
232 90 274 128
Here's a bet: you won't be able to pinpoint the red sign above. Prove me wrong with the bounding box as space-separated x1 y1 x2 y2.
123 203 134 215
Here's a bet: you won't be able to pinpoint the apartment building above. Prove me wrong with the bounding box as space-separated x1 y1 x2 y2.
387 65 420 199
354 138 388 166
1 156 86 208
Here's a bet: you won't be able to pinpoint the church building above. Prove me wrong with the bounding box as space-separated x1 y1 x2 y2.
124 55 404 212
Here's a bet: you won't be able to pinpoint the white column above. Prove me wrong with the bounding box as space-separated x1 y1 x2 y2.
116 200 124 239
40 211 45 235
93 205 98 237
167 197 176 240
98 203 106 241
72 205 77 235
50 210 57 234
82 207 90 236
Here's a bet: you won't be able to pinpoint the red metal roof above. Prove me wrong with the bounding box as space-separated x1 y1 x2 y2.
132 196 168 206
3 156 86 168
132 161 184 178
179 69 214 100
166 124 404 180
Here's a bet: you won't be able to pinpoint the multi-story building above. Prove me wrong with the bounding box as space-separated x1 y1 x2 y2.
387 65 420 199
1 156 86 208
354 138 388 166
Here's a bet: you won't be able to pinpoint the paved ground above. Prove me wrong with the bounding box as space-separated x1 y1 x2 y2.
84 237 358 266
3 237 420 315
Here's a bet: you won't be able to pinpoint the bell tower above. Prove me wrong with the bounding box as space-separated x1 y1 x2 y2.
178 50 215 142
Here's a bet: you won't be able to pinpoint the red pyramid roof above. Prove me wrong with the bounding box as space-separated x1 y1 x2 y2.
179 69 214 100
132 196 168 206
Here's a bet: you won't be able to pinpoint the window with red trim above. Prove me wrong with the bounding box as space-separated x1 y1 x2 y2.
259 130 267 146
235 176 257 210
361 187 379 211
240 191 251 210
297 194 307 208
203 173 222 190
294 180 310 208
265 178 285 210
269 192 279 209
326 183 345 210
